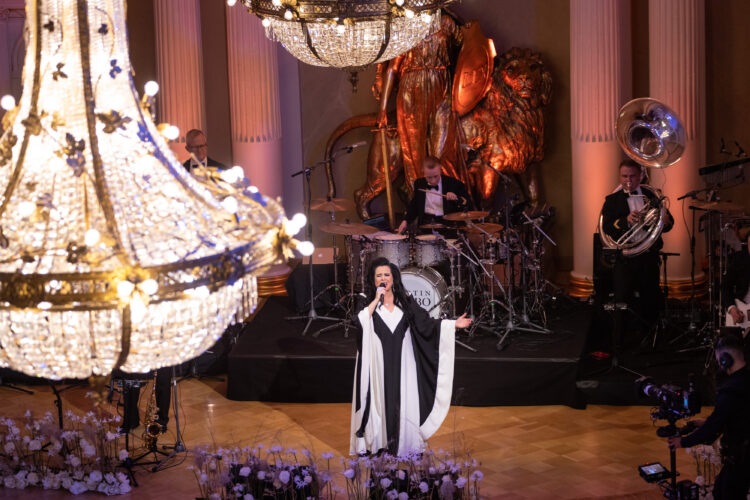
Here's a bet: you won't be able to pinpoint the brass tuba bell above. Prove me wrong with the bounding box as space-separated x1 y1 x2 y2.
615 98 685 168
598 98 685 256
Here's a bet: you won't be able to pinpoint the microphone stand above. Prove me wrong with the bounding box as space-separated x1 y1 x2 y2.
286 145 361 336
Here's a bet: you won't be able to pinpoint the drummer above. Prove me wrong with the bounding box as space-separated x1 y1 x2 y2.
397 156 473 235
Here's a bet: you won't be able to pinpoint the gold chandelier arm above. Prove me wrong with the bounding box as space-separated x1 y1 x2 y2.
76 0 128 266
0 0 43 221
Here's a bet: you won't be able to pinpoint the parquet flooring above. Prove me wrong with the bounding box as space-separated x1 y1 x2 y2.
0 377 711 499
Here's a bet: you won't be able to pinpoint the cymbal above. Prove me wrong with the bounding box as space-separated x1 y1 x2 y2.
690 200 744 212
310 197 355 212
443 210 490 221
463 222 504 233
420 223 447 230
320 221 378 235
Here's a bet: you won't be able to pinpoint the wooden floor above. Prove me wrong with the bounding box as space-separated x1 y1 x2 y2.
0 376 711 499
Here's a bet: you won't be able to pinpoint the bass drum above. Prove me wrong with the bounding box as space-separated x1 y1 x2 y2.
401 266 448 319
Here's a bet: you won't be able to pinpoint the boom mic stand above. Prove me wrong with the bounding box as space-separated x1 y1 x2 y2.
286 146 359 336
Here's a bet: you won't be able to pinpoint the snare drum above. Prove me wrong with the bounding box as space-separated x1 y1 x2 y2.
413 234 447 267
401 266 448 319
373 234 410 268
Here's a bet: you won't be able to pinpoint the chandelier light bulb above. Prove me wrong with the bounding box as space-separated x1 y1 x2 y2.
404 8 415 18
262 17 271 28
297 240 314 256
272 0 282 6
139 279 159 296
84 229 101 247
284 9 293 20
162 124 179 141
18 201 35 218
336 23 346 34
129 293 147 324
37 302 52 310
421 11 432 23
395 0 405 6
144 80 159 97
0 95 15 111
227 0 237 5
116 280 135 301
221 196 239 214
291 212 307 231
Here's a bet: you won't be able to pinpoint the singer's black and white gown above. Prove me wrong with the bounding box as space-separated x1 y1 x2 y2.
350 296 455 456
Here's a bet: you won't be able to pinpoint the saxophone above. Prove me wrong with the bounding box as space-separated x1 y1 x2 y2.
142 372 161 450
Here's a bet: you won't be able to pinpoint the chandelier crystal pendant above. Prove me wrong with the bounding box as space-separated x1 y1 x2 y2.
0 0 299 380
239 0 451 71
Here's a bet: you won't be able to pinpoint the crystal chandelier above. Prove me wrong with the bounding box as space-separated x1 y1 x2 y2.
238 0 451 70
0 0 306 380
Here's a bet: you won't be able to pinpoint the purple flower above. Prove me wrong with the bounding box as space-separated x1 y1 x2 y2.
239 466 251 477
456 477 467 488
470 470 484 481
343 468 355 479
380 477 392 488
419 481 429 493
278 470 290 484
321 451 334 459
386 490 399 499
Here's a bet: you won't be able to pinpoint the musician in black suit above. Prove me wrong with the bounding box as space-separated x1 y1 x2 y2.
724 227 750 326
182 129 227 172
601 159 674 329
397 156 472 234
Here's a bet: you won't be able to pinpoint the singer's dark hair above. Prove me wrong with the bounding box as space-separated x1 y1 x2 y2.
365 257 412 314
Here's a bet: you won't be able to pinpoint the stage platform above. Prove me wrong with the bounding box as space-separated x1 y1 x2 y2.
227 296 591 407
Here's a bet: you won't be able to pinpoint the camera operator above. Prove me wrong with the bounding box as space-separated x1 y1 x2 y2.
668 334 750 499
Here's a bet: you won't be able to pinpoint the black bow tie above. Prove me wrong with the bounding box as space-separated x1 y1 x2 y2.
428 185 439 191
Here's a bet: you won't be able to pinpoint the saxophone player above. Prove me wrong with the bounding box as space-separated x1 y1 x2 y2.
601 159 674 334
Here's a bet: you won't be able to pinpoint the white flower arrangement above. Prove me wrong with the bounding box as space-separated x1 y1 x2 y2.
0 411 131 496
190 443 483 499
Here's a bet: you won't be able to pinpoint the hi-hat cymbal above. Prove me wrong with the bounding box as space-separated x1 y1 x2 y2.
320 221 378 235
443 210 490 221
690 200 744 212
310 197 355 212
420 223 447 230
462 222 504 233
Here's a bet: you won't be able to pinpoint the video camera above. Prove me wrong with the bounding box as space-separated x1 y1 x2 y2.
635 376 702 499
637 376 701 428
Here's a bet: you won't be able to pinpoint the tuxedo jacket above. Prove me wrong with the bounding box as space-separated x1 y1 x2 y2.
182 156 228 172
600 187 673 254
404 175 472 225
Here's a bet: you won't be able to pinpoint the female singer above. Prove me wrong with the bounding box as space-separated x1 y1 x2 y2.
350 257 472 456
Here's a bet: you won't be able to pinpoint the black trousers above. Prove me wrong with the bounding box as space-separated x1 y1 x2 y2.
613 250 662 326
120 366 172 430
712 462 750 499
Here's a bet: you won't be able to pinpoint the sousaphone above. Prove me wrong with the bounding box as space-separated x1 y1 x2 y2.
598 98 685 256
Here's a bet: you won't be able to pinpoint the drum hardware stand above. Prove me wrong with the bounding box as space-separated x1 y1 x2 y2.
521 212 558 325
643 251 681 350
308 211 349 322
311 234 362 339
287 159 345 336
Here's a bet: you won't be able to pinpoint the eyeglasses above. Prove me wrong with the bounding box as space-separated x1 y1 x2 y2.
187 143 207 150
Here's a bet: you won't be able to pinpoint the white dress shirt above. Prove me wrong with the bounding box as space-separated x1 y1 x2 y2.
424 177 444 216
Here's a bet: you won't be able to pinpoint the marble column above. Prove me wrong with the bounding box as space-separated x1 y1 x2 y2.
225 7 283 198
569 0 632 297
648 0 705 294
0 1 25 103
153 0 205 162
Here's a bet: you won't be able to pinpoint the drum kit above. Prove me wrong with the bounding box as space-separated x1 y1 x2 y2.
295 195 560 351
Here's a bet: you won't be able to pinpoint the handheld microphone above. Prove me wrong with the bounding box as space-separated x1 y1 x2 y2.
377 284 386 306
